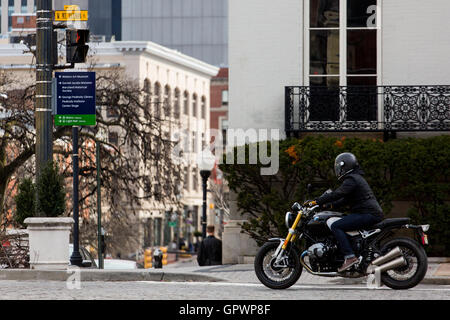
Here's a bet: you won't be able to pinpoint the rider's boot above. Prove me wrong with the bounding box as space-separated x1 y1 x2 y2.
338 256 359 272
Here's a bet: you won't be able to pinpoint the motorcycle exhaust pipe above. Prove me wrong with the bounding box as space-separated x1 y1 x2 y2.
367 246 405 273
372 246 402 266
375 256 407 273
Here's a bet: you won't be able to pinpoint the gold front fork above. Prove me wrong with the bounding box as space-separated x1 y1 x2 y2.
281 211 302 250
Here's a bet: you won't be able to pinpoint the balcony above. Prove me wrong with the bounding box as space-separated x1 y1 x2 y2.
285 85 450 136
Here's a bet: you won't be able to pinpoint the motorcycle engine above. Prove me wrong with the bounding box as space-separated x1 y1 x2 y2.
307 241 339 272
307 243 328 260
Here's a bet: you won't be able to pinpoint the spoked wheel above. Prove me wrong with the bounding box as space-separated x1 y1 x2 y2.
254 241 303 289
380 237 428 290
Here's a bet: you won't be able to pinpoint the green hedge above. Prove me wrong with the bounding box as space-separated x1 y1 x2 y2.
220 135 450 256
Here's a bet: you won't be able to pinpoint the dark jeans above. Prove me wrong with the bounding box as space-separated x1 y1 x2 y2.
330 213 382 259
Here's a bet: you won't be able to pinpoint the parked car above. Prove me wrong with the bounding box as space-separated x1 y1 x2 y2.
69 244 98 268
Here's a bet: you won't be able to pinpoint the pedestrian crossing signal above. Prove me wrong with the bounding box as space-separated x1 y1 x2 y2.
66 29 90 63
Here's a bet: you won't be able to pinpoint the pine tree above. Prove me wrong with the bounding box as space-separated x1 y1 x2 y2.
36 161 66 217
14 178 35 227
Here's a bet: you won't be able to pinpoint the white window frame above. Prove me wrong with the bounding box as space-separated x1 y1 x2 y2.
303 0 382 86
304 0 383 125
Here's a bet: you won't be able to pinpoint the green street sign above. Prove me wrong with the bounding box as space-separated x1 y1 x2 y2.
168 221 177 228
55 114 96 126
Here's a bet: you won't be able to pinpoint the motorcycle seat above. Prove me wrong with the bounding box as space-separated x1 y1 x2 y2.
372 218 410 229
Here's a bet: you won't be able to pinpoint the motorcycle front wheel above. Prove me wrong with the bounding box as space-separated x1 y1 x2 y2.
254 241 303 289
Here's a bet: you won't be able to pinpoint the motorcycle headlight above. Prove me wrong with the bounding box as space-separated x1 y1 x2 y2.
285 211 297 228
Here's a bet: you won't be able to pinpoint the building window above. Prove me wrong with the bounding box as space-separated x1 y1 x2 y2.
21 0 27 13
192 93 198 117
154 218 162 246
192 131 197 153
108 132 118 146
307 0 378 121
143 78 152 113
201 96 206 119
154 82 161 118
163 85 171 117
8 0 14 32
221 118 228 149
107 106 119 118
192 168 198 191
174 88 180 119
184 167 189 191
221 90 228 106
183 90 189 115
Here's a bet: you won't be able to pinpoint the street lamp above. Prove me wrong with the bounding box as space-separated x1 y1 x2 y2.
197 150 216 238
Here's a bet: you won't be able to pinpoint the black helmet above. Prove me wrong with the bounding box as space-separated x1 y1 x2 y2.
334 152 358 180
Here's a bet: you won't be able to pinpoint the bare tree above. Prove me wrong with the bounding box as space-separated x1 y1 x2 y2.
0 67 183 256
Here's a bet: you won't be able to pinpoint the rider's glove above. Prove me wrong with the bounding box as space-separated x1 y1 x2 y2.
305 200 317 207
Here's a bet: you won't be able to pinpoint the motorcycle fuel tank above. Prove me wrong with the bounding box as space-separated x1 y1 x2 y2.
306 211 345 237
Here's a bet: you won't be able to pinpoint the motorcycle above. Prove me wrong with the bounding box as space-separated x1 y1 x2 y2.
254 190 430 290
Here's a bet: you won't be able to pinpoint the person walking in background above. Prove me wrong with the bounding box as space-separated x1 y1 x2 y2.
197 225 222 266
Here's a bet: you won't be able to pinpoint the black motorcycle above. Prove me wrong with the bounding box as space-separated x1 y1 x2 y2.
254 191 429 290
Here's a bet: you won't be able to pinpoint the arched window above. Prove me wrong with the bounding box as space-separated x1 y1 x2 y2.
143 78 152 113
192 93 198 118
143 78 151 94
184 166 190 191
174 88 181 119
192 167 198 191
201 96 206 119
154 82 161 117
183 90 189 115
163 84 171 117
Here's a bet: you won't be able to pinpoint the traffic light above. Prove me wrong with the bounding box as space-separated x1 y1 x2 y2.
66 29 89 63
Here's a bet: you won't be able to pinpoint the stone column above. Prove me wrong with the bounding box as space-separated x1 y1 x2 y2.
24 217 74 270
222 190 259 264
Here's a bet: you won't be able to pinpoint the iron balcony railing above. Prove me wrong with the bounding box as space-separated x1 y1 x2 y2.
285 85 450 135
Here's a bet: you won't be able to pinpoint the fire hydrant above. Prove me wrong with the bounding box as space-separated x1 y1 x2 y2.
153 248 163 268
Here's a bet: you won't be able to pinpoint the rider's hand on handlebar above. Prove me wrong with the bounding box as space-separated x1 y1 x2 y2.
303 200 317 207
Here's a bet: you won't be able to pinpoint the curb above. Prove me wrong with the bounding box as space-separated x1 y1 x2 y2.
421 277 450 285
0 269 224 283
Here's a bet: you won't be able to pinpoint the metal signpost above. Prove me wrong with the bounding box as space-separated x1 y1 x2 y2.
55 71 96 267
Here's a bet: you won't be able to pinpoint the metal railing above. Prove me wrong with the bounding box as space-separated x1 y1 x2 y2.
285 85 450 135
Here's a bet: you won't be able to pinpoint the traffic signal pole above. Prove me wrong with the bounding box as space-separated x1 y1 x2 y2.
35 0 53 216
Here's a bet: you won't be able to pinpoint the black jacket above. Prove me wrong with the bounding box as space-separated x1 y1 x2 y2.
197 235 222 266
315 168 383 218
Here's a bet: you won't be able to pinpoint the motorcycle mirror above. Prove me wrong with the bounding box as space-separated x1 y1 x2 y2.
307 184 313 194
291 202 302 212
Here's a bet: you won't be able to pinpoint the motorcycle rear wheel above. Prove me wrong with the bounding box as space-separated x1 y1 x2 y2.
380 237 428 290
254 241 303 289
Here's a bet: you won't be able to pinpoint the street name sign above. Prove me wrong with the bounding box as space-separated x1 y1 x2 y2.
55 72 96 126
55 10 88 21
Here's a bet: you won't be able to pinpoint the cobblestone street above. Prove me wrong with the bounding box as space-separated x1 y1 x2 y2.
0 280 448 300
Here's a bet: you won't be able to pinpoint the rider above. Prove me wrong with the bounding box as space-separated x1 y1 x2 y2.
307 152 384 272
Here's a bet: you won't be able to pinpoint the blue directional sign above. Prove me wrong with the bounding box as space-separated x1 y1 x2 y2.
55 72 96 126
